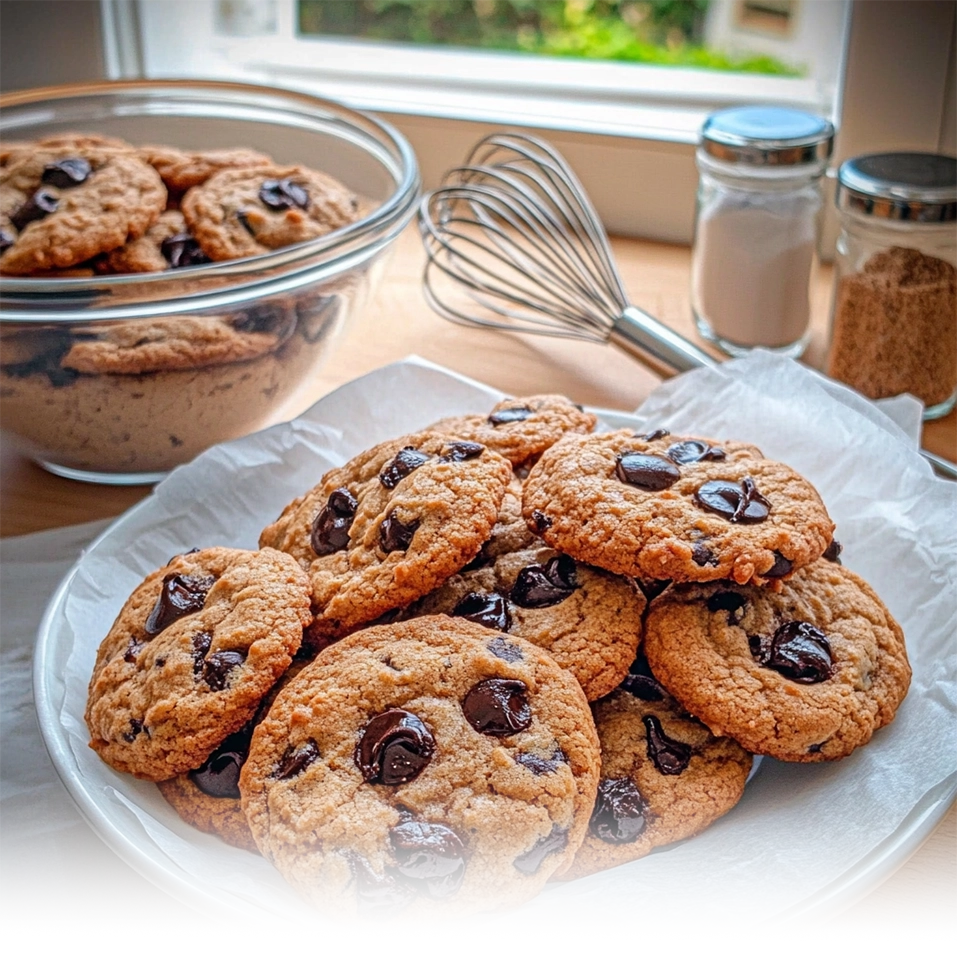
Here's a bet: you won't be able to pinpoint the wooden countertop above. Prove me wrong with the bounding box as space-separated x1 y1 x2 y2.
1 225 953 926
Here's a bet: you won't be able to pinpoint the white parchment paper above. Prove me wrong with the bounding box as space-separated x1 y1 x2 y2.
34 353 956 944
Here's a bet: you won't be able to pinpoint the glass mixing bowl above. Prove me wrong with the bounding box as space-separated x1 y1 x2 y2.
0 80 419 483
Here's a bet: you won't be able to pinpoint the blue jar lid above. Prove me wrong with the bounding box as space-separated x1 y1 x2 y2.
700 106 834 167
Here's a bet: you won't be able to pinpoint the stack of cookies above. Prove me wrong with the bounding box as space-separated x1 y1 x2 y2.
83 394 912 912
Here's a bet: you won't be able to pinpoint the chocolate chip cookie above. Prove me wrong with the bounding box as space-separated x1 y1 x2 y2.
642 561 911 761
259 432 513 642
522 429 834 586
85 546 312 780
239 616 601 912
96 210 211 273
561 655 752 880
139 144 273 195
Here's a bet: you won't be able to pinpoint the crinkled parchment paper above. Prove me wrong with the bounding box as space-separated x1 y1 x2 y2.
37 353 956 945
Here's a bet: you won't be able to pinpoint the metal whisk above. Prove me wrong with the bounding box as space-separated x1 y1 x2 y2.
418 132 717 378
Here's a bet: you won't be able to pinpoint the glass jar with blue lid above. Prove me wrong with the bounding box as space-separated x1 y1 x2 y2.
691 106 834 358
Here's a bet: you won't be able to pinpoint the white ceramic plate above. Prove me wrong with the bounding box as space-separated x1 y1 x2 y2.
33 356 956 938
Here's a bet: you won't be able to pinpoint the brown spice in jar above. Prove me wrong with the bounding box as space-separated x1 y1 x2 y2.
827 246 956 407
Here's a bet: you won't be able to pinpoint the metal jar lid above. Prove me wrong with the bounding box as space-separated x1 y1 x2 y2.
699 106 834 166
836 153 957 222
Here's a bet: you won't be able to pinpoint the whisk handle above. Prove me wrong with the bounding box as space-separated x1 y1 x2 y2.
611 307 719 378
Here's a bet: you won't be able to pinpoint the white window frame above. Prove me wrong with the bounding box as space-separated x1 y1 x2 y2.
103 0 955 245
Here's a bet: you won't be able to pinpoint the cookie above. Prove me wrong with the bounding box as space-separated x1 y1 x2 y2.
522 428 834 586
561 655 752 880
642 561 911 761
259 431 513 642
429 394 597 469
182 164 360 261
139 144 273 194
85 546 312 780
401 543 645 701
239 616 601 912
0 145 166 274
95 209 211 273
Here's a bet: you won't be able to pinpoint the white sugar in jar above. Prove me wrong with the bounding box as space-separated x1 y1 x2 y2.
691 107 834 358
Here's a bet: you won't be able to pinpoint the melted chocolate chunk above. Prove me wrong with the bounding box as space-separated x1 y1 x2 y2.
488 405 532 426
452 591 512 632
643 715 692 775
275 739 320 780
694 477 770 524
144 573 215 636
122 718 143 743
351 856 416 910
823 539 843 564
707 590 748 625
510 554 578 608
441 441 484 462
621 654 665 701
191 631 212 674
202 649 246 691
691 543 717 567
514 748 566 775
380 446 430 488
123 637 145 664
615 452 681 491
513 825 568 875
160 232 211 268
310 487 358 556
259 178 309 211
10 189 59 231
765 551 793 579
462 678 531 736
590 777 648 844
355 709 435 785
0 227 14 254
635 428 670 441
379 514 420 552
666 440 726 465
0 327 81 388
390 820 466 899
530 509 552 534
188 727 252 798
41 157 91 188
487 636 523 662
749 621 833 683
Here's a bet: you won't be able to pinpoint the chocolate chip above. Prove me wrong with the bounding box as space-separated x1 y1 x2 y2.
636 578 671 601
0 227 15 254
513 824 568 875
635 428 670 441
590 777 648 844
0 328 81 387
666 440 726 465
808 742 824 754
232 304 288 335
749 621 833 683
510 554 578 608
10 188 58 231
452 591 512 632
275 739 320 780
379 514 420 552
615 452 681 491
488 405 532 425
765 551 793 578
514 748 566 775
236 209 256 235
530 509 552 534
823 539 843 564
122 718 143 742
643 715 692 775
355 709 435 785
191 631 212 674
144 573 215 636
462 678 531 736
390 820 466 898
487 636 523 662
694 477 770 524
188 727 252 798
440 441 484 462
351 856 416 910
706 590 748 624
621 654 665 701
380 446 430 488
310 487 358 556
691 543 717 567
259 177 309 211
123 637 145 664
202 649 246 691
160 232 211 268
41 157 91 188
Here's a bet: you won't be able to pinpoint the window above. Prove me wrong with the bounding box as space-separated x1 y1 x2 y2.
103 0 954 244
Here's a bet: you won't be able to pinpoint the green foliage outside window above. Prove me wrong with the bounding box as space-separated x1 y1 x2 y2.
297 0 801 76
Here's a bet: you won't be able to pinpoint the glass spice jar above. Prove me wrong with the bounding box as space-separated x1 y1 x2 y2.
827 152 957 420
691 106 834 358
